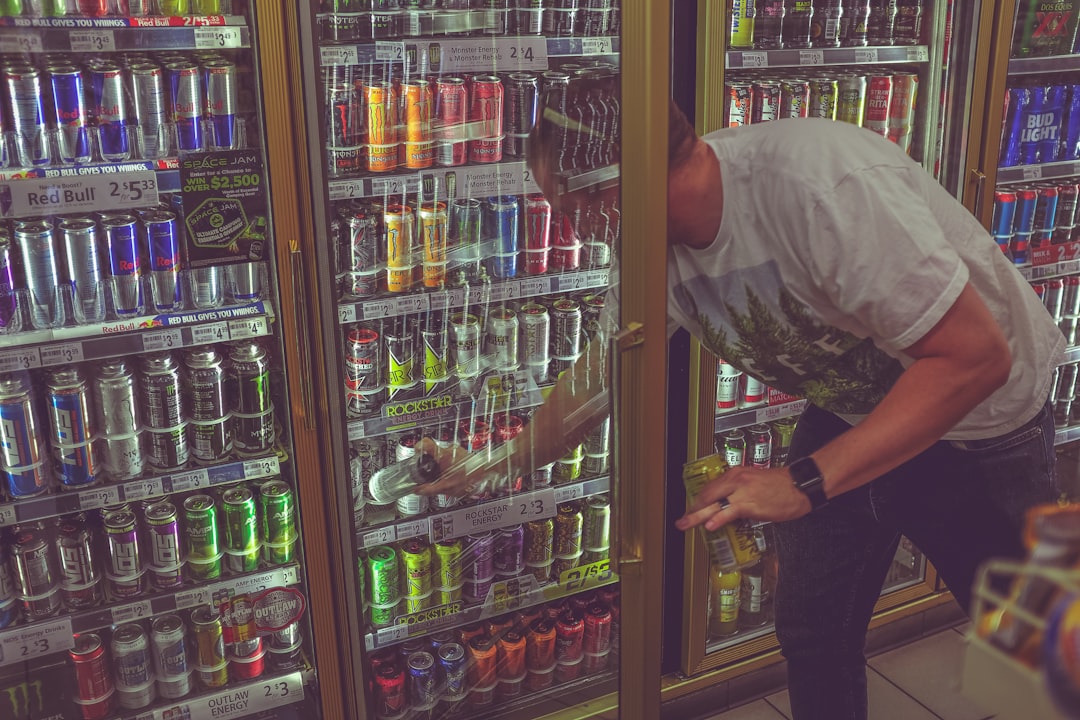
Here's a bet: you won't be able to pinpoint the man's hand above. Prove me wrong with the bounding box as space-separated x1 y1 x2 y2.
675 465 812 532
413 437 476 498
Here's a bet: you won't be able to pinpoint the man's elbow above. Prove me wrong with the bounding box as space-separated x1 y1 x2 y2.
979 335 1013 392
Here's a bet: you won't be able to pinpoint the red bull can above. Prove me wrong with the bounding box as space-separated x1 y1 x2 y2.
103 215 143 317
49 65 92 165
203 59 237 150
144 210 182 312
4 65 50 166
129 63 168 159
166 61 203 152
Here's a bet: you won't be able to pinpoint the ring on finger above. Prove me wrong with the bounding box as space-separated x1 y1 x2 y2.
718 496 730 511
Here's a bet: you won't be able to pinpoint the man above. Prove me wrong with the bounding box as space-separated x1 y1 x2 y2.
420 100 1063 720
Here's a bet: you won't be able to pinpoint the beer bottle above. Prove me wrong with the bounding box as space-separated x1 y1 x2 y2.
781 0 813 48
710 565 742 637
866 0 897 45
839 0 870 46
754 0 786 49
810 0 842 48
894 0 923 45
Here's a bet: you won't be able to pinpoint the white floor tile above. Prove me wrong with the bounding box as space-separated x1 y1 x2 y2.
763 669 940 720
702 699 790 720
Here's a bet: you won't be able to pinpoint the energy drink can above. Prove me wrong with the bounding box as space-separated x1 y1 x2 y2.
420 201 449 288
95 360 144 481
70 633 114 716
56 514 101 610
129 63 168 159
229 341 274 456
439 643 467 698
104 510 145 599
550 298 583 370
385 319 416 392
145 501 184 590
325 82 362 176
203 59 237 150
486 307 519 371
103 214 144 318
166 61 203 152
395 434 428 516
435 538 464 588
13 523 61 620
191 606 228 690
470 76 504 163
4 65 49 166
421 318 450 393
554 503 583 557
435 76 468 166
0 374 48 498
582 495 610 551
494 524 525 576
259 480 297 565
385 204 415 293
402 80 434 168
487 195 519 278
112 623 156 709
49 65 92 164
143 210 182 312
450 312 481 381
89 63 130 162
0 232 15 330
365 81 399 172
505 72 539 158
151 614 191 699
46 368 99 489
520 302 551 383
184 495 221 581
345 326 384 391
185 347 232 463
59 217 106 324
450 197 483 279
345 211 380 298
222 486 260 573
522 194 551 275
368 545 400 627
402 538 433 597
139 352 185 473
15 219 61 329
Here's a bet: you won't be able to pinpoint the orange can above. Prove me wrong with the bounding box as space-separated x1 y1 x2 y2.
364 80 398 145
526 617 556 670
419 201 448 287
458 622 487 648
468 635 499 687
384 204 414 293
497 630 527 678
401 80 432 143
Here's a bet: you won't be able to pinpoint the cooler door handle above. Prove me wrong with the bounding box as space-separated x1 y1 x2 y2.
290 244 316 431
969 168 987 220
610 322 645 576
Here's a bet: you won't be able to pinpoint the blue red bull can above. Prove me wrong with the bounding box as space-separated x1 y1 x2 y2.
166 61 203 152
0 374 49 499
1010 233 1031 265
144 209 181 312
103 214 143 317
991 189 1016 255
1055 183 1080 244
486 195 519 279
4 65 50 166
0 230 15 330
202 59 237 150
90 63 130 162
1001 87 1030 167
49 65 92 165
46 368 99 489
1013 187 1039 234
1063 85 1080 160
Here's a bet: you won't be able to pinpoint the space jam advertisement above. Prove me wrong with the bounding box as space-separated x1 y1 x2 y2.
179 150 268 270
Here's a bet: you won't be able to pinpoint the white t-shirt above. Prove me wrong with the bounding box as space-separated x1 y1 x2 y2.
666 118 1065 441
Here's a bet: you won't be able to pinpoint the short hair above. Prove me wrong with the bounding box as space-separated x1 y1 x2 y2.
669 99 698 172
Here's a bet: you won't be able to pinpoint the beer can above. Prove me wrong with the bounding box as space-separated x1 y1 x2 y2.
554 503 583 557
112 623 156 709
56 514 101 610
450 312 482 380
47 368 99 489
725 81 753 127
70 633 114 714
183 495 221 582
747 423 773 469
259 480 297 565
730 0 755 48
887 72 918 153
470 75 504 163
385 204 415 293
723 428 747 467
808 77 838 120
191 606 229 690
777 79 810 119
223 486 260 573
750 81 781 124
145 501 184 590
836 74 868 126
486 195 519 279
435 76 468 166
864 74 893 137
420 201 449 287
0 374 48 499
771 416 798 467
104 510 145 600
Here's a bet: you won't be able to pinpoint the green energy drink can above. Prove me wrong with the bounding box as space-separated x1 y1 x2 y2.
401 539 432 597
191 605 228 689
368 545 400 627
582 495 611 551
770 417 798 467
192 0 222 13
259 480 297 565
183 495 221 581
159 0 191 15
222 486 260 573
435 539 463 588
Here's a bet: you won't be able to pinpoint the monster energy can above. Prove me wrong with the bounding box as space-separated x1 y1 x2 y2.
183 494 221 582
139 353 188 471
229 341 275 457
95 360 144 481
259 480 297 565
222 486 260 573
185 347 232 464
367 545 400 627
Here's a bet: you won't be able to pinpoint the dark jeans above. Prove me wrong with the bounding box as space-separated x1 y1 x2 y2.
774 401 1058 720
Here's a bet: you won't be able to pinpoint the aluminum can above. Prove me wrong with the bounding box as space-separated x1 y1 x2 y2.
434 538 463 588
222 486 260 573
365 81 398 172
345 326 383 390
0 374 48 498
145 501 184 590
0 543 15 628
259 480 297 565
1064 276 1080 318
887 71 918 153
991 190 1017 252
103 214 144 317
470 75 504 163
166 61 203 152
420 201 448 287
840 0 871 45
140 353 184 429
523 194 551 274
524 517 554 565
1014 188 1039 234
401 538 433 596
394 434 428 516
450 312 481 380
151 614 191 699
374 664 406 717
59 217 106 323
95 360 144 481
836 74 868 126
143 210 182 312
385 204 415 293
864 74 893 138
748 423 773 469
465 530 495 583
1058 183 1080 230
435 76 468 166
421 318 449 394
184 494 221 581
583 603 612 654
402 80 433 166
185 347 231 463
527 617 557 670
46 368 99 489
112 623 155 709
505 72 539 158
554 502 583 557
1035 185 1060 245
487 307 519 370
49 65 92 164
127 0 155 14
486 195 519 278
191 606 228 689
439 642 467 698
129 63 168 159
13 523 61 619
810 0 842 46
723 428 747 467
450 197 483 278
1046 278 1066 321
77 0 109 14
750 81 781 124
555 611 585 662
730 0 756 48
4 65 49 166
493 524 524 576
551 298 583 364
1064 85 1080 161
0 233 15 329
325 82 362 175
866 0 897 44
582 495 610 550
70 633 114 714
15 220 61 329
104 510 144 599
725 81 753 127
367 545 400 623
345 211 379 297
203 59 237 150
808 77 838 120
385 319 416 391
755 0 785 48
229 341 274 456
520 302 550 382
56 514 101 609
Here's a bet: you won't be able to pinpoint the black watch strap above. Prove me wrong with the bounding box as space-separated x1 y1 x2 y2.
789 457 829 511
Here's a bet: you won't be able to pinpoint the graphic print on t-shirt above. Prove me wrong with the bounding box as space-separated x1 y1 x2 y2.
672 260 905 415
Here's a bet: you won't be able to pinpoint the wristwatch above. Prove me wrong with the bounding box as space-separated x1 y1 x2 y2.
789 457 829 511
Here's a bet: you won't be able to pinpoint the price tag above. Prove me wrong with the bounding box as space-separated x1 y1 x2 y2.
854 48 879 64
558 273 587 292
0 347 41 373
228 316 268 340
142 329 183 352
581 36 614 55
361 299 394 320
0 505 15 527
396 519 429 541
518 278 549 297
168 671 303 719
906 46 929 62
375 41 406 62
395 294 429 314
39 342 84 366
488 283 512 302
79 484 121 511
3 170 161 218
361 526 396 549
585 269 610 287
320 45 359 66
1023 165 1043 181
191 322 230 345
741 51 768 68
428 488 556 542
338 304 358 325
0 33 43 54
375 625 411 647
175 587 211 610
347 421 366 441
496 37 548 71
123 477 164 502
370 175 412 197
170 469 209 493
557 558 614 593
69 30 116 53
581 476 611 497
328 181 362 202
111 600 153 625
243 457 280 479
0 618 73 668
194 26 242 49
553 483 585 503
799 49 824 65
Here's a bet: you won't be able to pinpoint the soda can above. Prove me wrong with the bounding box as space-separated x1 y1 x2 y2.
1058 182 1079 230
103 214 144 317
129 63 169 159
345 211 380 297
1014 187 1039 235
185 348 231 463
104 510 145 600
0 374 48 499
808 77 838 120
750 81 781 124
145 501 184 590
151 614 191 699
777 79 810 119
836 74 868 126
435 76 468 166
1046 278 1066 322
203 59 237 150
56 515 101 610
402 78 433 147
450 197 483 278
0 232 15 330
4 65 49 166
70 633 115 715
420 201 448 287
991 190 1017 253
223 486 260 573
493 524 525 576
486 195 519 278
887 72 918 153
725 81 753 127
365 81 398 171
747 423 773 469
46 368 99 489
112 623 156 710
470 75 504 163
486 307 519 371
49 65 92 165
385 204 415 293
190 605 228 690
1003 91 1027 167
582 495 610 550
183 495 221 582
58 217 105 324
259 480 297 565
166 61 203 152
450 312 481 380
15 219 62 329
505 72 539 158
554 503 583 557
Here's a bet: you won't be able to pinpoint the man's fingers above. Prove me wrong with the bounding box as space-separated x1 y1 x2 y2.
676 498 737 531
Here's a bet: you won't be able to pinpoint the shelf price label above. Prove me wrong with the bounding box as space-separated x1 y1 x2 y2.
361 526 396 549
142 329 183 352
40 342 84 366
0 347 41 373
429 488 556 542
243 457 280 479
169 672 304 720
0 33 43 54
194 26 242 49
69 30 115 53
175 587 211 609
361 299 394 321
0 505 15 527
906 46 929 62
557 559 614 593
338 304 358 325
396 519 429 541
518 278 549 297
854 48 879 64
0 170 156 218
80 484 122 511
123 477 164 502
375 41 406 61
370 175 412 197
799 49 824 65
0 618 73 668
111 600 153 625
374 624 411 647
581 36 614 55
228 316 268 340
321 45 359 67
191 322 230 345
170 469 209 493
328 181 363 201
741 51 768 68
1022 165 1043 181
553 483 585 504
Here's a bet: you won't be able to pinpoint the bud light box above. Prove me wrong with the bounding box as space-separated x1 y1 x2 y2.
1013 0 1080 57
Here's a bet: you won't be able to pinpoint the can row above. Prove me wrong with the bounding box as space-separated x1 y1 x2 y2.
709 532 777 640
367 587 619 718
728 0 925 51
716 416 800 471
0 0 240 18
1051 361 1080 429
725 69 919 154
68 608 300 720
0 342 275 498
0 482 298 627
0 50 248 168
1031 275 1080 346
1000 81 1080 168
990 183 1080 266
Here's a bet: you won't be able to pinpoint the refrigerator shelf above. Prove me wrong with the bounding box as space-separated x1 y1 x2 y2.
714 399 808 434
0 563 301 669
0 452 282 528
0 19 248 54
1054 423 1080 445
1008 54 1080 76
996 160 1080 185
0 301 275 373
725 45 929 70
1018 257 1080 281
116 669 310 720
356 475 611 549
338 268 610 325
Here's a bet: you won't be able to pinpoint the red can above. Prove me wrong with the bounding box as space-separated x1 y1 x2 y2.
373 663 407 718
459 419 491 451
523 194 552 275
435 76 468 166
583 603 613 654
70 633 114 720
597 586 619 608
526 618 557 670
494 414 524 443
470 75 504 163
779 80 810 119
864 75 893 138
750 81 781 124
229 637 266 681
554 611 585 663
725 81 753 127
345 327 381 391
77 0 109 16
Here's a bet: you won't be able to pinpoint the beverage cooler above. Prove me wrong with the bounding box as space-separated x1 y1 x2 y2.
668 0 996 679
0 3 345 720
289 0 669 719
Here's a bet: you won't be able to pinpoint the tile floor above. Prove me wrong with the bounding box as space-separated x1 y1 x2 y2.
704 623 996 720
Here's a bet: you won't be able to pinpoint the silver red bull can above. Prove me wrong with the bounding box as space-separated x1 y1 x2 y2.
203 59 238 150
90 62 130 162
129 62 169 159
